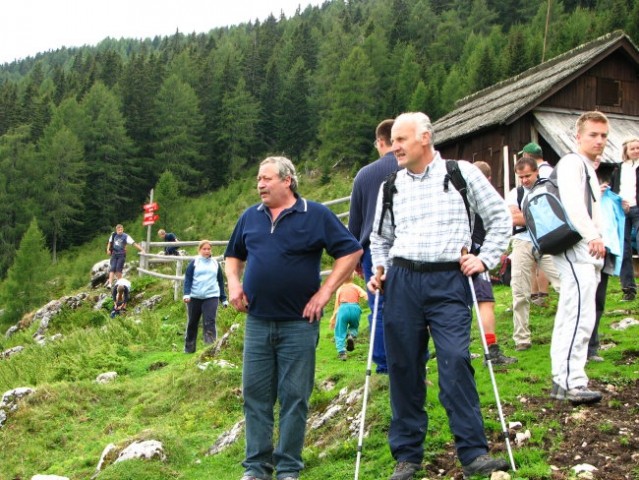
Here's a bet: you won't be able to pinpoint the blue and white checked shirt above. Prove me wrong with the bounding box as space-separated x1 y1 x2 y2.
370 152 511 272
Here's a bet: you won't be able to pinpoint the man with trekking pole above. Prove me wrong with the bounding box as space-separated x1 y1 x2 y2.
368 112 512 480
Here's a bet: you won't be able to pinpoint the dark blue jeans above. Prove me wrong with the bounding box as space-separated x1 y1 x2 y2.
384 265 488 466
620 206 639 293
242 316 319 479
362 247 388 373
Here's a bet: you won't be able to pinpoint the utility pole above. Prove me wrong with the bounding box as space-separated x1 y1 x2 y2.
542 0 552 62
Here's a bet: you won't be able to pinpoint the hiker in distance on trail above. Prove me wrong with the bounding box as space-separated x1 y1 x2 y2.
158 228 180 256
368 112 512 480
105 224 144 289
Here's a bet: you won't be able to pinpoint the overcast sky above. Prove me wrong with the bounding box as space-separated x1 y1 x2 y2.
0 0 326 64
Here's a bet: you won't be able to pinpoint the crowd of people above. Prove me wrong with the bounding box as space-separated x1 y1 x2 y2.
104 111 638 480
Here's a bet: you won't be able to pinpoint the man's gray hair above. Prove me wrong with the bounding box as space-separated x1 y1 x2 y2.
395 112 435 143
260 156 299 192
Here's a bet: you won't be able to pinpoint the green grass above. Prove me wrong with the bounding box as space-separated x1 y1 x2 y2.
1 169 638 479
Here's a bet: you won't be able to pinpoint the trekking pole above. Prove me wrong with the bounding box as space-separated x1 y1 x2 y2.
354 270 382 480
461 248 517 472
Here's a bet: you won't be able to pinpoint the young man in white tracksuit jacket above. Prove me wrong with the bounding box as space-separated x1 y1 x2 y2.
550 111 608 404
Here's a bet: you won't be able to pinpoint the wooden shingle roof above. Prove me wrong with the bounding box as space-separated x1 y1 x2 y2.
433 31 639 145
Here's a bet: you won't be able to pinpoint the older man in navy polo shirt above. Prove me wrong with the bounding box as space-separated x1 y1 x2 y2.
225 156 362 480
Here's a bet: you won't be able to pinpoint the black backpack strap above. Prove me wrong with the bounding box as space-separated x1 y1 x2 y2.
444 160 472 231
377 171 398 235
516 186 524 210
512 186 527 235
585 169 595 216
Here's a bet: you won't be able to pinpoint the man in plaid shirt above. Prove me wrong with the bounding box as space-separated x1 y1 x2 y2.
369 112 512 480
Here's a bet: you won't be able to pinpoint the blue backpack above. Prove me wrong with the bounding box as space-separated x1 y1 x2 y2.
522 158 595 255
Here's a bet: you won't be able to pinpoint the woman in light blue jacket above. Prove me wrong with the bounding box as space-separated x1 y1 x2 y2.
183 240 227 353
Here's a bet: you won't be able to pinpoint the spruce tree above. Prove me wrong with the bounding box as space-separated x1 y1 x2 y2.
36 126 86 260
152 74 206 193
0 218 51 324
318 46 378 170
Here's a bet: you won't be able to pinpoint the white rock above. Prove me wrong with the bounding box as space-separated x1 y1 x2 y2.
0 408 6 427
572 463 598 473
515 429 531 446
490 471 511 480
115 440 166 463
577 472 594 480
1 346 25 358
508 421 522 430
1 387 35 410
212 359 237 369
610 317 639 330
96 372 118 384
95 443 117 472
207 419 245 455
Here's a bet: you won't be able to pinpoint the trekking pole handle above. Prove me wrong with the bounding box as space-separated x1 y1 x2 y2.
374 266 385 294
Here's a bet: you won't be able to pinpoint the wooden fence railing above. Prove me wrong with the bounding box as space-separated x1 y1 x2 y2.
137 196 351 300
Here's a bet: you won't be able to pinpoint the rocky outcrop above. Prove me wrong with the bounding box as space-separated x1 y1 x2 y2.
1 387 36 428
93 439 166 478
133 295 163 313
5 293 89 339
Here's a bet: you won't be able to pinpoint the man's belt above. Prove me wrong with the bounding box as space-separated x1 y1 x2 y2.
392 257 459 272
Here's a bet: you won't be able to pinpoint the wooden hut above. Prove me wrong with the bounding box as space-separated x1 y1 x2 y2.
433 31 639 196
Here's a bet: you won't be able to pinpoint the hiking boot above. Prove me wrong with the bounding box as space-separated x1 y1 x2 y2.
389 461 421 480
462 454 509 479
485 344 518 366
531 293 548 307
346 335 355 352
515 342 531 351
551 383 602 404
550 382 560 400
621 291 636 302
338 351 347 361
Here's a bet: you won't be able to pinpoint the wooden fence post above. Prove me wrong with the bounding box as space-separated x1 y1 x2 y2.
174 259 183 301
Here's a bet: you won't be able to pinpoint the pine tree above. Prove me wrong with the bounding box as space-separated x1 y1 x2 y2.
0 126 39 277
152 74 206 193
36 125 86 261
219 78 262 179
0 218 51 323
318 46 378 170
277 57 312 161
154 170 181 231
80 82 139 237
393 45 422 112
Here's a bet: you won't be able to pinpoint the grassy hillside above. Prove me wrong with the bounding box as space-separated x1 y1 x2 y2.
1 169 639 479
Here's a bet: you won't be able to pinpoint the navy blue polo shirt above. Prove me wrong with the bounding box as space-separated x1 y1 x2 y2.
225 195 362 321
